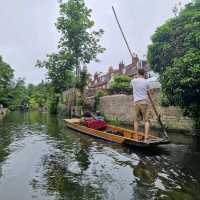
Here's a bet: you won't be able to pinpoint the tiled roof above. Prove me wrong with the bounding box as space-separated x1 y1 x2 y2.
125 64 137 76
89 58 149 89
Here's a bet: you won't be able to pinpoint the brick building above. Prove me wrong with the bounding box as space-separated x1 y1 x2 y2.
89 55 149 90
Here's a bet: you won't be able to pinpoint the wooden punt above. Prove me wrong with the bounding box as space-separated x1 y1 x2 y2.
64 119 170 148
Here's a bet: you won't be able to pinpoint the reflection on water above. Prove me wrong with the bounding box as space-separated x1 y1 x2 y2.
0 112 200 200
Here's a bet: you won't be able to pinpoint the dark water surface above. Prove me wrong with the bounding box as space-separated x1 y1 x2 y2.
0 112 200 200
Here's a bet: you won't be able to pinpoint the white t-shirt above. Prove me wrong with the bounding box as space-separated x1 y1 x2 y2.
130 78 150 102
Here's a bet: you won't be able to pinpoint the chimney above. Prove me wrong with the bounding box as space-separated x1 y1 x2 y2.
94 72 98 80
118 61 124 73
132 55 139 66
108 66 113 75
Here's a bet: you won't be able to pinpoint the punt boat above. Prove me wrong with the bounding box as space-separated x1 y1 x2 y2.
64 119 170 148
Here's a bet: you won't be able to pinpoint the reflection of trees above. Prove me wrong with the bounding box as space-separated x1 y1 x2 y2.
0 115 14 179
0 112 35 179
192 136 200 153
32 152 102 200
0 111 51 180
75 139 91 172
27 111 48 125
131 145 200 200
29 114 103 200
133 160 159 200
46 114 60 138
134 161 158 184
45 114 92 172
156 144 200 200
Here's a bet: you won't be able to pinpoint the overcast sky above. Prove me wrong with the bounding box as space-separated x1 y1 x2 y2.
0 0 190 84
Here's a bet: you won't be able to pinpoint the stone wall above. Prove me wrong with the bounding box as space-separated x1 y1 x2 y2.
99 95 193 131
100 95 134 123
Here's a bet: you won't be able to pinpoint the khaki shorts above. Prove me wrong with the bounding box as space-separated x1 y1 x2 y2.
134 100 151 122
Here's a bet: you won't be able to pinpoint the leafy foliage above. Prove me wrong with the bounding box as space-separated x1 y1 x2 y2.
109 75 132 95
147 0 200 130
148 0 200 73
36 0 105 113
28 82 49 110
0 56 14 107
162 49 200 129
9 78 29 110
0 55 39 110
36 53 75 94
76 66 90 95
56 0 105 69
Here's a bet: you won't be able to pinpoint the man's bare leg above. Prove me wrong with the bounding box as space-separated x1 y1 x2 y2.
144 121 150 142
133 121 139 139
134 121 138 132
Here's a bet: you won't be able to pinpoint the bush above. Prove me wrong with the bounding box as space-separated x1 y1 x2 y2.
48 95 59 114
147 0 200 130
109 75 132 95
108 117 120 126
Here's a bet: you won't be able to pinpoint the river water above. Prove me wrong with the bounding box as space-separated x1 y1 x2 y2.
0 112 200 200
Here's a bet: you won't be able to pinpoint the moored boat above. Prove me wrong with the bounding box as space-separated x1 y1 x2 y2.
64 119 170 148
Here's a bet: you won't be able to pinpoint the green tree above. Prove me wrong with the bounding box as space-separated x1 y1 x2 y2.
0 56 14 107
28 82 49 110
76 66 89 95
36 0 105 114
109 75 132 95
9 78 29 110
148 0 200 73
56 0 105 77
147 0 200 130
36 53 75 114
75 66 90 111
36 53 75 94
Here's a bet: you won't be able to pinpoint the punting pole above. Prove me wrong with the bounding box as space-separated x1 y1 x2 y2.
112 6 133 59
147 91 168 138
112 6 168 139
